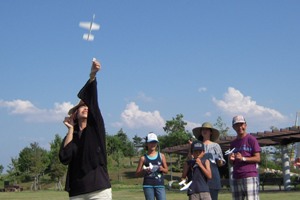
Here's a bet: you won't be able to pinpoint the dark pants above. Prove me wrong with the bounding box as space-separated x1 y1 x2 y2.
209 189 219 200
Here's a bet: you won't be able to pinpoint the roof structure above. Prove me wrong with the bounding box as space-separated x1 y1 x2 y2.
162 126 300 155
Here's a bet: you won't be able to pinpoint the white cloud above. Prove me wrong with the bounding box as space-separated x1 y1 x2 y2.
116 102 165 130
0 99 39 114
136 92 154 102
198 87 207 93
212 87 288 125
185 120 201 133
0 99 73 122
204 112 211 117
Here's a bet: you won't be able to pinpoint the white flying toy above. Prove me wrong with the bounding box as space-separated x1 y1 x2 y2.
143 163 153 170
79 14 100 41
225 148 236 155
179 179 192 191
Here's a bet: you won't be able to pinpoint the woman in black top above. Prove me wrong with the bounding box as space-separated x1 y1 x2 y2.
59 59 111 199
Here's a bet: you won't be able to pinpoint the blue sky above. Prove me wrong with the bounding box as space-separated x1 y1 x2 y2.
0 0 299 171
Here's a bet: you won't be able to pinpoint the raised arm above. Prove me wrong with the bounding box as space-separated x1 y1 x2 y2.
89 58 101 82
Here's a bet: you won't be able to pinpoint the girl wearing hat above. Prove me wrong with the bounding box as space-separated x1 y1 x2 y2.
59 59 111 199
136 132 168 200
192 122 225 200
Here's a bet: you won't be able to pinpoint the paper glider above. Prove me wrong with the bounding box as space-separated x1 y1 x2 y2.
143 163 153 170
224 148 236 155
79 14 100 41
179 179 192 191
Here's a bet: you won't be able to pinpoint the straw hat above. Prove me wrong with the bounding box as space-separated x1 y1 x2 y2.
68 100 85 115
192 122 220 142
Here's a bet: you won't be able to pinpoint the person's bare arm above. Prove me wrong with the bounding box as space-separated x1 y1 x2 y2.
159 153 168 174
135 156 146 177
181 161 189 180
197 158 212 179
63 113 76 147
186 140 193 160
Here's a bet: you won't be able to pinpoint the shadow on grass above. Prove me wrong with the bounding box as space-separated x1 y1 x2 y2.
123 171 136 179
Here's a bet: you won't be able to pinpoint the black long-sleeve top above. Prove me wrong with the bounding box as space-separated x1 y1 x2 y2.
59 78 111 197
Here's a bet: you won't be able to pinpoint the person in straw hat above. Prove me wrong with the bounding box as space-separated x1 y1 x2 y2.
192 122 225 200
59 59 111 200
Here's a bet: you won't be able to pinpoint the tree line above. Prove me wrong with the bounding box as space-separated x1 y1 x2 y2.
0 114 231 190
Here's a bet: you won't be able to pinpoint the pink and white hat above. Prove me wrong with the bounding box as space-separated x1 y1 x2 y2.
232 115 246 125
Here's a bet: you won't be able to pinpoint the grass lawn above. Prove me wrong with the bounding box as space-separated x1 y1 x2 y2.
0 188 300 200
1 164 300 199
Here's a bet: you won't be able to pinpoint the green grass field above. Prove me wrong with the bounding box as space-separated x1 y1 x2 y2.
1 163 300 199
0 188 300 200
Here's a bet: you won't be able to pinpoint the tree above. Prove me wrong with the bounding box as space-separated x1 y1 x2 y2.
106 133 125 176
0 164 3 175
213 116 230 137
124 141 135 166
116 129 131 155
132 134 143 155
160 114 192 149
6 157 21 184
48 134 67 191
18 142 49 190
116 129 128 144
115 129 135 165
106 134 123 156
0 164 4 180
106 129 136 178
163 114 186 134
112 149 124 182
160 114 192 171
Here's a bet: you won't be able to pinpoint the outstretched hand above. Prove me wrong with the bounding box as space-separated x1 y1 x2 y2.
90 58 101 80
